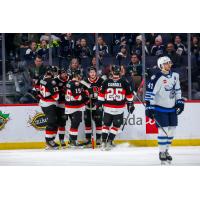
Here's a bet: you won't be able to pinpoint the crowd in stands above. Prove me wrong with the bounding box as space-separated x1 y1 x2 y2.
1 33 200 103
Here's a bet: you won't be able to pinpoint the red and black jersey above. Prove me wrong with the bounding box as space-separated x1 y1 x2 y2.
54 76 69 104
65 80 87 114
98 77 133 114
83 76 104 108
39 77 59 107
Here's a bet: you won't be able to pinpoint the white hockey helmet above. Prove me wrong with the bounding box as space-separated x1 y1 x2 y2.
157 56 172 69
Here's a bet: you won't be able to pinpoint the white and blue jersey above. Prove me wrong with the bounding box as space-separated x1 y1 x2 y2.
145 71 182 113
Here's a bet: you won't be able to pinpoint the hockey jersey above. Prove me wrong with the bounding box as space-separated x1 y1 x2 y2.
39 77 59 107
145 71 182 112
54 76 69 108
65 80 87 114
83 77 104 110
98 77 134 115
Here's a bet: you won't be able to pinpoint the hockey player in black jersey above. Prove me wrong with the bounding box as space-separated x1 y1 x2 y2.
65 69 88 147
39 67 60 149
97 65 135 150
54 68 69 148
82 67 104 147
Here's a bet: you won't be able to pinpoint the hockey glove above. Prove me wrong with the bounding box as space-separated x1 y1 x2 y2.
145 102 155 119
127 102 135 114
175 99 184 115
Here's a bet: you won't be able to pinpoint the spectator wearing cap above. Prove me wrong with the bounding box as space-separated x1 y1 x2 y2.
150 35 165 56
164 42 182 68
131 35 149 56
174 35 187 56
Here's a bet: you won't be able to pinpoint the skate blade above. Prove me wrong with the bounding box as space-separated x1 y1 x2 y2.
167 160 172 165
45 146 59 150
160 161 168 165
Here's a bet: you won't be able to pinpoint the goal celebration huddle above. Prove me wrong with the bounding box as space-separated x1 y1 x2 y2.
37 56 184 164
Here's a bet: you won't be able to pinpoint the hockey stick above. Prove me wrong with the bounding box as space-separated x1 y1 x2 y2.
89 96 95 149
122 111 131 131
133 91 168 137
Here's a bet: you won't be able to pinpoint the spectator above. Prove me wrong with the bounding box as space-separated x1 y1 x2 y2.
59 33 75 68
116 45 128 65
19 56 47 103
24 41 38 63
174 35 187 55
75 38 92 60
28 56 47 81
93 36 109 60
90 56 103 69
131 35 149 56
164 43 182 68
191 35 200 61
150 35 165 56
125 54 142 91
40 33 60 43
37 40 49 61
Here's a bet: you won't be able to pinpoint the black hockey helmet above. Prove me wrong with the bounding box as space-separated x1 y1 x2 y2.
111 65 121 75
71 68 82 78
58 67 67 75
44 66 55 77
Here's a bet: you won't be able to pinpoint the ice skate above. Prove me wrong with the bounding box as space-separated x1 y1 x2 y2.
159 152 167 165
81 139 92 148
45 139 59 150
105 140 113 151
165 150 172 164
96 139 101 148
101 142 107 151
60 140 67 149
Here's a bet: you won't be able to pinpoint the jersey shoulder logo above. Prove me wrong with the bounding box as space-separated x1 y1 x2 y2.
51 80 57 85
151 75 156 80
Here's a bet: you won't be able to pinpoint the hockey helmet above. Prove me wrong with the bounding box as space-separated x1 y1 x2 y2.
112 65 121 75
157 56 172 69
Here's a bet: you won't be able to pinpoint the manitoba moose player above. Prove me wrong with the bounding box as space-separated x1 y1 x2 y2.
65 69 88 147
97 65 135 150
145 56 185 164
82 67 104 147
39 67 60 149
54 68 69 148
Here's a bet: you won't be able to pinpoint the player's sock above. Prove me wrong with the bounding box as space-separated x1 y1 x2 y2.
158 127 168 152
96 133 102 145
166 126 176 150
108 133 116 141
102 132 108 142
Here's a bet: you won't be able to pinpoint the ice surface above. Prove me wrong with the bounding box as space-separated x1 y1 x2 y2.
0 145 200 166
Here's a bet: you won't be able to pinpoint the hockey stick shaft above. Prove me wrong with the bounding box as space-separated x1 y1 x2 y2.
89 97 95 149
133 91 168 137
122 111 131 131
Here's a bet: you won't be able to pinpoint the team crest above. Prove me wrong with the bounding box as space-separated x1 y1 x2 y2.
28 111 48 130
0 111 10 130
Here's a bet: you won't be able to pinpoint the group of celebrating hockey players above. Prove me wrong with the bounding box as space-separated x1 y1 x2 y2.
37 64 135 151
36 55 185 164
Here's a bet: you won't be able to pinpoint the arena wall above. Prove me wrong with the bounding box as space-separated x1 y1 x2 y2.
0 101 200 149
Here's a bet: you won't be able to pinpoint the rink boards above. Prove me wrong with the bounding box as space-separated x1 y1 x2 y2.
0 101 200 149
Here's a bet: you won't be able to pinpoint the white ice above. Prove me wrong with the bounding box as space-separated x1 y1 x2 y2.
0 145 200 166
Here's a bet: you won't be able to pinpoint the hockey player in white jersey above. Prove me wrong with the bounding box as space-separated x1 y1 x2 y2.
145 56 184 164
